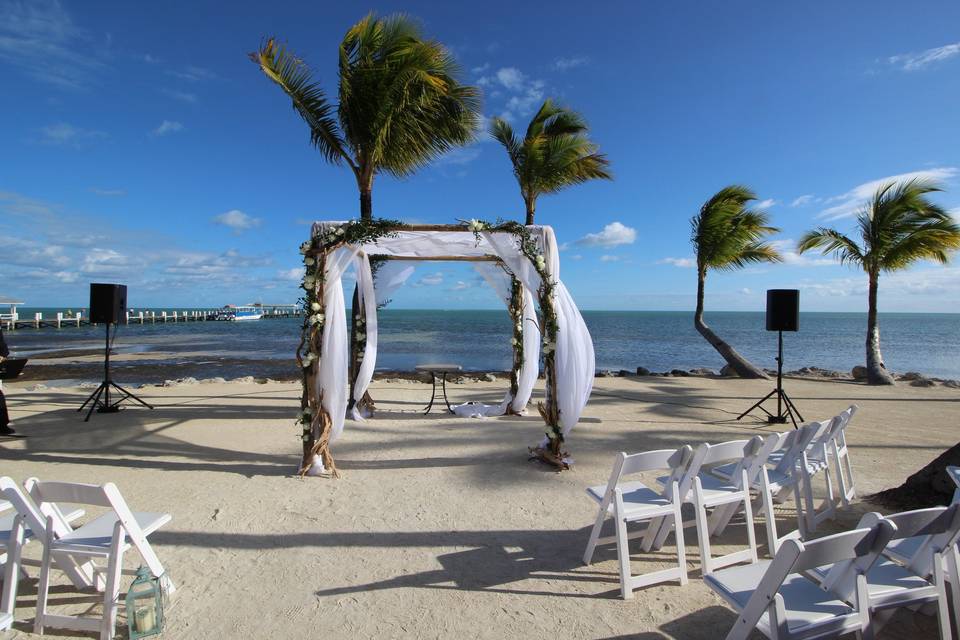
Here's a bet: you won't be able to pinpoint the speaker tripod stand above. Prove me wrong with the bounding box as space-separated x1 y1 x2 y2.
737 330 803 428
78 322 154 422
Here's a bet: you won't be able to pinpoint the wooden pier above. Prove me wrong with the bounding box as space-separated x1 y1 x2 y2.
1 306 302 330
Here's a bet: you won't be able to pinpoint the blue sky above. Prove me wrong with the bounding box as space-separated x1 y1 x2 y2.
1 0 959 312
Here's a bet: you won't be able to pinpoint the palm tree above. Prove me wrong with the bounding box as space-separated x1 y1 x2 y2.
692 186 782 379
252 13 481 219
798 179 960 385
490 99 611 225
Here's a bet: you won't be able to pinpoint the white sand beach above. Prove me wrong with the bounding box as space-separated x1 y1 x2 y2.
1 375 956 639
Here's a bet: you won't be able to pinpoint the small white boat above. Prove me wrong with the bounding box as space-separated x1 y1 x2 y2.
223 305 263 321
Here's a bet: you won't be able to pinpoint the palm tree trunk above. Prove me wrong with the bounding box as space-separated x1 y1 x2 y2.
524 197 535 226
694 269 769 379
359 190 372 220
865 272 895 385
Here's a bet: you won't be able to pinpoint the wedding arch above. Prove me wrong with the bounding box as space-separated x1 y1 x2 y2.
295 219 595 477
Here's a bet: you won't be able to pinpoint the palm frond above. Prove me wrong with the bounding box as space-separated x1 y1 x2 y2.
801 178 959 275
252 38 351 168
797 228 865 266
692 185 781 271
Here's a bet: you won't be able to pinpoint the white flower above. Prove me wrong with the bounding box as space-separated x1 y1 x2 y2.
515 323 522 332
315 313 325 324
301 434 310 441
302 353 316 366
303 277 315 289
304 257 315 266
310 302 321 311
336 227 345 235
467 219 486 232
356 333 366 342
510 337 519 346
300 241 312 254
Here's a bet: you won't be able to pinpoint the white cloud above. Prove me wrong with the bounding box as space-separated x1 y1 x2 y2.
791 194 815 207
740 288 752 295
434 147 481 166
0 0 105 89
477 66 545 121
599 255 620 262
152 120 184 137
450 281 470 291
755 198 777 208
471 63 490 75
166 65 217 82
161 88 197 103
143 53 159 64
38 122 106 146
277 267 304 281
570 254 583 260
553 56 589 71
889 42 960 71
658 257 695 268
414 272 444 286
89 188 125 197
577 222 637 247
212 209 261 233
818 167 958 220
770 239 836 267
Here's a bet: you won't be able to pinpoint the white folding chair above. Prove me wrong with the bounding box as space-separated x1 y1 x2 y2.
705 520 896 640
29 479 173 640
827 405 858 507
682 438 761 575
0 477 92 628
810 506 960 640
583 446 693 599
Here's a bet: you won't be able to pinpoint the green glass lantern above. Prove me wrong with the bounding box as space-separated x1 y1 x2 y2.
126 567 164 639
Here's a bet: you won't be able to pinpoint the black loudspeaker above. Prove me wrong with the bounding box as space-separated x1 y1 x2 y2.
89 283 127 324
766 289 799 332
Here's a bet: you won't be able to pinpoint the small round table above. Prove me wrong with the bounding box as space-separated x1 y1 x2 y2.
415 364 462 414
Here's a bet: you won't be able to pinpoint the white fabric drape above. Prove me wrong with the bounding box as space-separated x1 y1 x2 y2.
470 262 540 414
306 223 594 463
373 261 416 306
306 238 361 476
541 226 595 434
350 254 378 421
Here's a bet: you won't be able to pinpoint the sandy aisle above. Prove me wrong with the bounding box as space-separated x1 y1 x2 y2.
1 375 956 639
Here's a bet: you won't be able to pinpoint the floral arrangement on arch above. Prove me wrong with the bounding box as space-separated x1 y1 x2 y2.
465 219 567 468
294 219 404 477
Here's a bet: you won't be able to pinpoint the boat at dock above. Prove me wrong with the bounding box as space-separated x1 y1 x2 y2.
222 305 263 321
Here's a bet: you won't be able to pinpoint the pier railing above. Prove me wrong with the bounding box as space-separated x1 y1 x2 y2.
2 308 302 330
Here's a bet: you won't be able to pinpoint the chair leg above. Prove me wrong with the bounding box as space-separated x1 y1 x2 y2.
742 490 758 564
802 470 817 533
583 507 607 565
947 547 960 639
34 523 55 636
674 497 688 586
1 516 25 619
615 514 633 600
100 527 125 640
934 556 954 640
694 489 713 576
792 478 808 539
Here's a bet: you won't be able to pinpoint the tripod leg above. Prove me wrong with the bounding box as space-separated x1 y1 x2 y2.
737 389 777 421
780 391 804 423
109 382 154 409
83 384 106 422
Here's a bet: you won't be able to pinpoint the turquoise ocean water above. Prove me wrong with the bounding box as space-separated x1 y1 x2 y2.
5 308 960 380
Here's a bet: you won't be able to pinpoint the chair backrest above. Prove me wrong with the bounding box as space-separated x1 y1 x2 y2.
772 419 825 474
947 466 960 504
735 522 895 635
697 436 764 488
893 504 960 578
604 446 693 503
0 477 49 537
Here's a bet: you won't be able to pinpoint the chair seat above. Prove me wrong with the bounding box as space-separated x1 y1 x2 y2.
811 557 934 599
53 512 171 555
885 535 925 564
710 462 737 482
657 473 741 505
0 507 85 547
586 481 674 519
706 561 856 633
